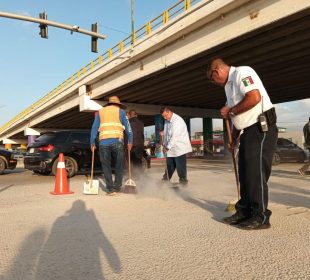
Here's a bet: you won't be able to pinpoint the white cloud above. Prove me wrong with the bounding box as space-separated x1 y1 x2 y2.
274 98 310 131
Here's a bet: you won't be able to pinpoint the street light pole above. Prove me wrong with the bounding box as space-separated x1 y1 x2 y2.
131 0 134 44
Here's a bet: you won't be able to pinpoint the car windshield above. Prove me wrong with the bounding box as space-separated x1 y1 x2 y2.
35 132 68 143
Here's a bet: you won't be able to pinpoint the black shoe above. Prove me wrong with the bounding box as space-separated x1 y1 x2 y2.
237 217 271 230
179 179 188 186
222 212 250 225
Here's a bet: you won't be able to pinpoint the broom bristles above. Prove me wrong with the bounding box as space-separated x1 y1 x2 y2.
123 185 137 194
225 200 238 212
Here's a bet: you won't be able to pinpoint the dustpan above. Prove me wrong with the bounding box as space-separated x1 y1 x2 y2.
83 148 99 195
124 149 137 194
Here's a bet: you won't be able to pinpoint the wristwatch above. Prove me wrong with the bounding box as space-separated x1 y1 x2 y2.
229 108 235 117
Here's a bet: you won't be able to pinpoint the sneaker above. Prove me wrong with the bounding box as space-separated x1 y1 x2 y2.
298 169 305 176
222 212 250 225
237 216 271 230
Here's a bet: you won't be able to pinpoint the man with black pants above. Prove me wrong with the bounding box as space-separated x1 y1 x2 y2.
298 117 310 176
128 109 145 175
160 107 192 186
207 58 278 230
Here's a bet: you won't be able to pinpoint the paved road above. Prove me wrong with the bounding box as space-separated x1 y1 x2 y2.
0 159 309 279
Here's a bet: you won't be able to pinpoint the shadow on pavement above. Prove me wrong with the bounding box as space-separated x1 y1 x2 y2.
270 182 310 209
0 184 14 193
271 169 310 181
1 168 26 175
1 200 121 280
180 194 228 222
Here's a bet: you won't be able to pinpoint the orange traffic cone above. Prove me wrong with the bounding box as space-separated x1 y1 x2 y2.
50 153 74 195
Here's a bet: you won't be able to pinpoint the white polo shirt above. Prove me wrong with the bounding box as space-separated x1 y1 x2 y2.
225 66 274 130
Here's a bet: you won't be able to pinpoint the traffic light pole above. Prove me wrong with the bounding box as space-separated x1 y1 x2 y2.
0 11 106 40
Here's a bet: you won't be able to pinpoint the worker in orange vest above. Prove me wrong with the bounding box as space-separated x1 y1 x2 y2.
91 96 133 195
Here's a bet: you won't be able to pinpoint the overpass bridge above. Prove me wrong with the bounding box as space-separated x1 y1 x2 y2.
1 0 309 146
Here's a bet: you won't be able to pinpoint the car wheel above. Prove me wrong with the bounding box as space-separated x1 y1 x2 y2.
52 156 78 178
0 158 6 175
272 152 281 166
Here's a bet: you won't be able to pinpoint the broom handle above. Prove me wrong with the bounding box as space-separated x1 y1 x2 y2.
91 148 94 182
128 148 132 179
225 119 240 200
161 134 169 182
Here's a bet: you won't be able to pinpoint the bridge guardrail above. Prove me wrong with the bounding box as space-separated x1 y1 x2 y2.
0 0 205 134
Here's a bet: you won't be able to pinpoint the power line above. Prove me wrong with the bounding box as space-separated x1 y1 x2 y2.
98 24 129 35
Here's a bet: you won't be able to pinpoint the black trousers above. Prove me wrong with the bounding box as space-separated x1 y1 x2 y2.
166 154 187 182
130 145 144 168
236 122 278 222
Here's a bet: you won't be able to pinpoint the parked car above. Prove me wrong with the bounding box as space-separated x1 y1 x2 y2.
12 150 26 159
24 130 151 177
24 130 101 177
0 148 18 174
272 138 307 165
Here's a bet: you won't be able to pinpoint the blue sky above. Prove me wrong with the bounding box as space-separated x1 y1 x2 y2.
0 0 309 134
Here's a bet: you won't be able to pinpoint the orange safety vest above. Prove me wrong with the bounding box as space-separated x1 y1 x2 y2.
98 106 124 140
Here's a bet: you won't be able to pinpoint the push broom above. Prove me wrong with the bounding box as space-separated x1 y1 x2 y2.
83 148 99 195
124 148 137 194
225 118 240 212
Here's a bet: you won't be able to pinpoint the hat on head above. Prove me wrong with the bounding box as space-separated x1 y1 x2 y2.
106 96 126 108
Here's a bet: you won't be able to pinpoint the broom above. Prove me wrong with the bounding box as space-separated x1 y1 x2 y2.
225 118 240 212
83 148 99 195
161 134 178 189
124 148 137 194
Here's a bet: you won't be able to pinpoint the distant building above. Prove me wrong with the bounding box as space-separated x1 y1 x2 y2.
191 130 224 156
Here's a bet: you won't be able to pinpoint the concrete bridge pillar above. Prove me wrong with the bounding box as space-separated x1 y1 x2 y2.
27 135 37 145
154 114 164 158
185 118 191 138
203 117 213 156
223 119 229 155
24 127 41 146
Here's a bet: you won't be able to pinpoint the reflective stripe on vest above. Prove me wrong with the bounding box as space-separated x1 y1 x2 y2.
98 106 124 140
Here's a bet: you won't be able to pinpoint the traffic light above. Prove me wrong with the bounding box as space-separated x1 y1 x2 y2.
91 23 98 53
39 12 48 39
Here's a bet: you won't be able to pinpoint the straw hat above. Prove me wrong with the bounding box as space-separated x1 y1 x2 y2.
106 96 126 108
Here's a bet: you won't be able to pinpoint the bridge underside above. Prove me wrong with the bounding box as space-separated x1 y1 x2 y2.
8 9 310 139
105 9 310 109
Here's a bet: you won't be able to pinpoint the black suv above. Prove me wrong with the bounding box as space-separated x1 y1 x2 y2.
0 148 18 174
272 138 307 165
24 130 101 177
24 130 151 177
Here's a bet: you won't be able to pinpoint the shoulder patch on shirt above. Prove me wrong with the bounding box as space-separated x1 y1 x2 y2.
242 76 254 87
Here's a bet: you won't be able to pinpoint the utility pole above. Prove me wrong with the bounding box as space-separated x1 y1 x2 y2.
131 0 135 44
0 11 106 52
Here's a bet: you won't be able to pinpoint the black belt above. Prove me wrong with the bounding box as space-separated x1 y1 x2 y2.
244 107 277 131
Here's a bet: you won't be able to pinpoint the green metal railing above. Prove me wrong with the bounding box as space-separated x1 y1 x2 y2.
0 0 205 134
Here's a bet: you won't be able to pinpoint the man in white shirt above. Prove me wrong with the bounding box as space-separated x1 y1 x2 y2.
161 107 192 186
207 58 278 230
